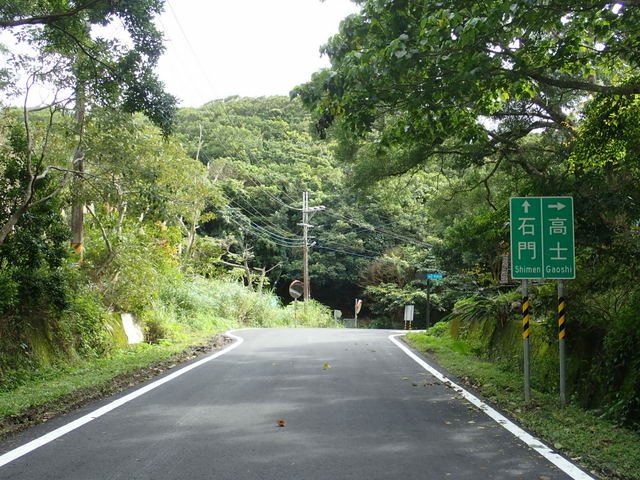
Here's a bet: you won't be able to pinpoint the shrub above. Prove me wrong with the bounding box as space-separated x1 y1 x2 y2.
447 290 520 326
592 305 640 427
0 261 18 313
427 321 450 337
277 300 338 328
60 289 113 356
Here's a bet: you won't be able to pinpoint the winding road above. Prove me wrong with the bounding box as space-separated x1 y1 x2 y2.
0 328 593 479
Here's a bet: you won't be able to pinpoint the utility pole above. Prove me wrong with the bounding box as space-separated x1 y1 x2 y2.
302 191 310 301
299 191 325 302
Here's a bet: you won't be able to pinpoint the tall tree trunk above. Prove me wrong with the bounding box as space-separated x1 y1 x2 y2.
186 220 197 257
0 191 33 245
70 76 86 255
195 124 203 162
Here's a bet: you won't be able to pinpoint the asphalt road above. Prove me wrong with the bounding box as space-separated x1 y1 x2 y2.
0 328 586 479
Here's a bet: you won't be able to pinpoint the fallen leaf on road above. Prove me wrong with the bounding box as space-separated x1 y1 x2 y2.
322 362 331 370
277 419 286 427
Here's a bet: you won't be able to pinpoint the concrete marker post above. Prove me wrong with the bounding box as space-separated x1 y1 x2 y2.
354 298 358 329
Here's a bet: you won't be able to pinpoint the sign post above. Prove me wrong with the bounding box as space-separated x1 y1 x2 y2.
354 298 363 328
558 280 567 405
425 273 444 327
522 280 531 403
289 280 304 325
510 196 575 403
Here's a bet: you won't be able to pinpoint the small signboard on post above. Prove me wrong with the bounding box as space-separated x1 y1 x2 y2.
403 304 414 330
424 273 444 327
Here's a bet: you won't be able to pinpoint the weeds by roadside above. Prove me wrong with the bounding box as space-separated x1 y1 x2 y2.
0 278 339 441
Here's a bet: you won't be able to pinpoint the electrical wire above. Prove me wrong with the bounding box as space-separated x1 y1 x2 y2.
163 6 417 245
198 148 303 211
314 244 379 260
221 204 300 242
222 209 305 248
156 7 426 258
229 195 300 239
165 1 221 101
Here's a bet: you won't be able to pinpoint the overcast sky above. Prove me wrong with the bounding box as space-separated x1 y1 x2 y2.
156 0 360 107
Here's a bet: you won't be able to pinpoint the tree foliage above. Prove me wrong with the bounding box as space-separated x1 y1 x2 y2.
292 0 640 426
293 0 638 185
1 0 176 133
1 0 640 430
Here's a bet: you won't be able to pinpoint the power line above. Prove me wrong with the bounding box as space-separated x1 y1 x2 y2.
222 208 304 248
227 199 389 260
165 0 220 101
160 7 427 260
229 196 300 238
199 148 302 211
314 244 379 260
162 7 420 248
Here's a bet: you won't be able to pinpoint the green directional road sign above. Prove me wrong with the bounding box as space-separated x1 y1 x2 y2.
510 197 575 279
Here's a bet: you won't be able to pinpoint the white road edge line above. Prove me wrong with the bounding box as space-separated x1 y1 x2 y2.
388 333 595 480
0 332 244 469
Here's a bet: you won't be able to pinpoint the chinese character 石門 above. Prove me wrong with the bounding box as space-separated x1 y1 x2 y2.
518 218 536 236
518 241 537 260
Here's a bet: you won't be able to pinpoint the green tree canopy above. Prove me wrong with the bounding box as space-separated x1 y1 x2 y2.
293 0 638 184
1 0 176 133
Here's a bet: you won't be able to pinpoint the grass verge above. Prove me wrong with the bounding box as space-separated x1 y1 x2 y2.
0 331 229 439
405 329 640 480
0 276 340 441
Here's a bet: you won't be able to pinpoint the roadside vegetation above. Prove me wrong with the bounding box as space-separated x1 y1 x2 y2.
406 323 640 480
0 275 334 438
1 3 640 475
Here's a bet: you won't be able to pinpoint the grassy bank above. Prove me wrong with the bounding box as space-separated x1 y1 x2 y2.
405 325 640 480
0 278 338 438
0 333 216 422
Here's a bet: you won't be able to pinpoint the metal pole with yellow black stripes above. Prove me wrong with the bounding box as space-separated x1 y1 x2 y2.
558 280 567 405
522 280 531 403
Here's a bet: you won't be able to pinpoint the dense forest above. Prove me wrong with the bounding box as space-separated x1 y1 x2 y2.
1 0 639 437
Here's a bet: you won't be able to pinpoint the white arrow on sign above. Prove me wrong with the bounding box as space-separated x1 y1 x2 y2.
522 200 531 213
548 202 566 211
